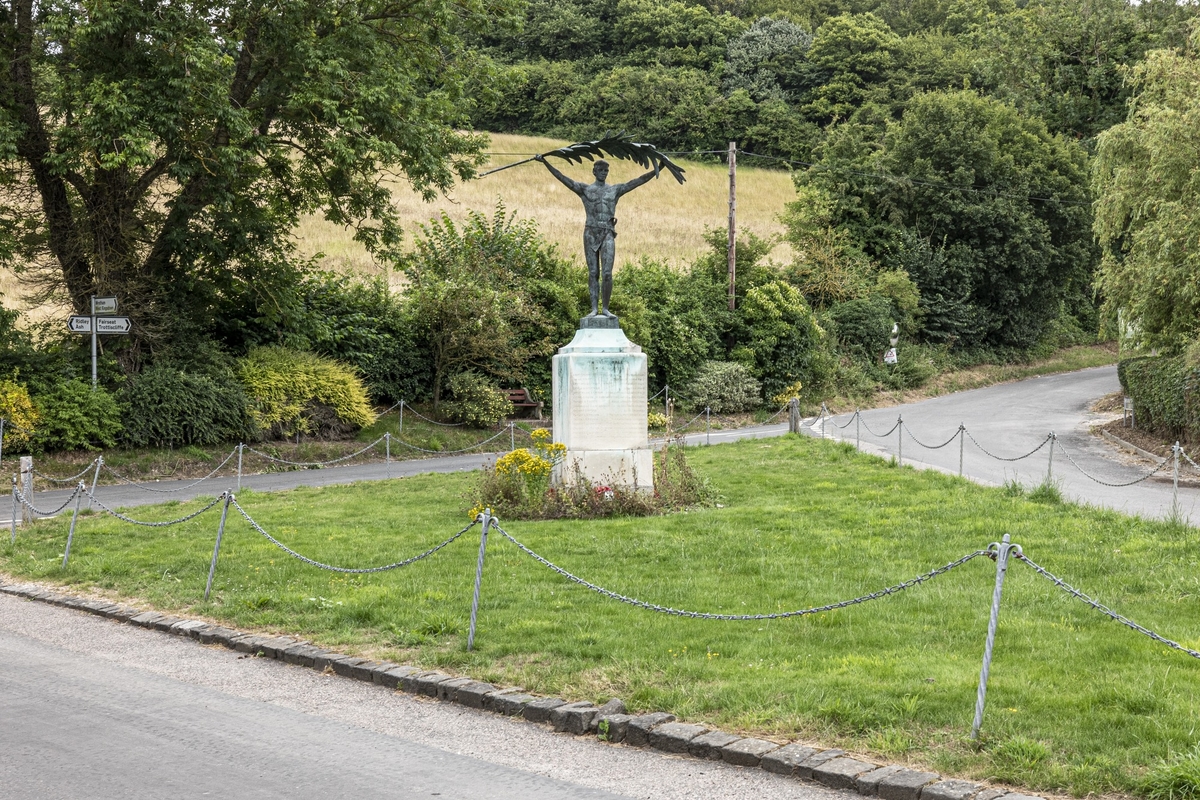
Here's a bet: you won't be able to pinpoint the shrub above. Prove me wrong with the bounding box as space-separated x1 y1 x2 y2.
683 361 761 414
0 379 38 452
442 372 514 427
236 347 375 439
1119 355 1200 442
739 280 833 400
883 344 938 390
284 273 430 403
32 380 123 452
829 295 893 359
121 366 254 448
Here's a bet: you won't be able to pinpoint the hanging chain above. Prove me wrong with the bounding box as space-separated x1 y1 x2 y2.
494 522 987 620
230 497 475 573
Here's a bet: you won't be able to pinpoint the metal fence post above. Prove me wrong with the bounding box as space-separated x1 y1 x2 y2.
236 443 244 491
398 400 404 436
897 416 903 466
19 456 32 524
1173 441 1181 507
0 417 5 469
204 492 234 601
88 456 103 510
959 425 965 477
706 407 711 445
971 533 1021 740
820 403 827 439
664 386 670 419
467 509 493 651
1047 433 1056 481
10 478 18 543
855 410 861 450
385 433 391 479
510 422 515 452
62 483 85 568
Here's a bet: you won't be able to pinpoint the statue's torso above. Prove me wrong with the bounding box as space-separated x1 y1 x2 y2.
581 182 620 223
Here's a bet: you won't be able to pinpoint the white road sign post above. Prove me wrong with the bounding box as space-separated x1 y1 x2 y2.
65 297 130 389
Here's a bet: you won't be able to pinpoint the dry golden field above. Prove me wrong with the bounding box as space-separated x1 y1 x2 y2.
295 132 798 282
2 133 797 313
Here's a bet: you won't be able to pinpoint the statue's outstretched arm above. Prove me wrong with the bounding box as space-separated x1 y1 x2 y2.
536 155 586 195
615 169 658 197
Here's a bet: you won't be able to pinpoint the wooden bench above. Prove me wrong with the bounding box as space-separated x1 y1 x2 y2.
504 388 544 420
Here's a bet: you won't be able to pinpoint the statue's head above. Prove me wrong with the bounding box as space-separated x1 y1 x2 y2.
593 160 610 182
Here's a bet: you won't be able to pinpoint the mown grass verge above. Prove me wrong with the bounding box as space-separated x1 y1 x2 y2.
3 435 1197 798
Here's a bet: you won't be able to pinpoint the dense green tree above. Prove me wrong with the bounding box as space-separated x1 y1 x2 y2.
0 0 513 370
798 89 1094 348
401 206 582 403
800 12 903 122
972 0 1198 140
724 16 813 101
1093 24 1200 353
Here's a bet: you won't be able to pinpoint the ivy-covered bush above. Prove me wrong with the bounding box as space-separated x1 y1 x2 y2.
32 379 123 452
441 371 514 427
1119 355 1198 441
0 378 39 452
121 366 255 448
236 347 375 439
683 361 761 413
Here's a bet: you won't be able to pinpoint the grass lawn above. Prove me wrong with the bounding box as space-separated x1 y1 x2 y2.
3 435 1198 798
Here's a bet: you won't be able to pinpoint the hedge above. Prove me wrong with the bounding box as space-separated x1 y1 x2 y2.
1118 355 1200 442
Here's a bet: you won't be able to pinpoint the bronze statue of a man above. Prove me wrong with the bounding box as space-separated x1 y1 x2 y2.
536 155 658 318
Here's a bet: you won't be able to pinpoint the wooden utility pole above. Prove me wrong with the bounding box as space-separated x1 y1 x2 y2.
727 141 737 311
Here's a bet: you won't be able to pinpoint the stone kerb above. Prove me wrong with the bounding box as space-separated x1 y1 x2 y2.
551 326 653 491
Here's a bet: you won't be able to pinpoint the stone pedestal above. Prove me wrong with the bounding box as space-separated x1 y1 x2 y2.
552 323 653 490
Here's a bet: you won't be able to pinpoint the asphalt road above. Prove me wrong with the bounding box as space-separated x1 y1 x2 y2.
17 364 1186 523
0 594 845 800
818 365 1199 523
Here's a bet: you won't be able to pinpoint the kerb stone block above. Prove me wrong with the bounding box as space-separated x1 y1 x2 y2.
813 757 877 790
597 714 632 743
761 743 820 776
331 657 371 678
491 692 537 716
523 698 567 723
378 666 422 689
454 681 497 708
878 769 940 800
689 731 741 760
796 749 846 780
624 713 675 747
436 677 474 701
649 722 707 753
921 780 982 800
551 702 598 734
413 672 453 696
856 765 905 795
721 738 779 767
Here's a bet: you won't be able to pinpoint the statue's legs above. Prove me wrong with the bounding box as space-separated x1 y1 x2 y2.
599 236 616 317
584 240 601 316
